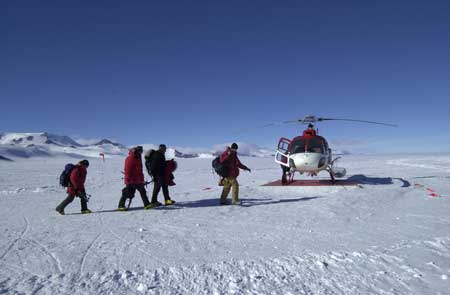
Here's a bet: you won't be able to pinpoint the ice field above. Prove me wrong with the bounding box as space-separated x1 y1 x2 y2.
1 154 450 294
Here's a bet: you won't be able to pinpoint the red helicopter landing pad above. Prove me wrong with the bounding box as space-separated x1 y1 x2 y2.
262 179 359 187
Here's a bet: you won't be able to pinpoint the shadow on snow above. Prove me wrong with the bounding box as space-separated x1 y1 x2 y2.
178 196 321 208
65 196 319 214
347 175 411 187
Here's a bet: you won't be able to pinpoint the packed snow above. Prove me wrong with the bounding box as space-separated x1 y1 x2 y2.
1 153 450 294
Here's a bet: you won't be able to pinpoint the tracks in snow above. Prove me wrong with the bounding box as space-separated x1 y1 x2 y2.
1 216 63 274
0 216 29 261
28 237 62 274
79 232 103 275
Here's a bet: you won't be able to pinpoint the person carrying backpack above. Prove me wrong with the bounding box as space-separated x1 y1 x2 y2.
118 146 152 211
148 144 176 207
219 143 251 205
56 159 91 215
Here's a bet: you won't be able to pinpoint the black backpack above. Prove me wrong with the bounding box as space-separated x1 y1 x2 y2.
144 149 156 176
59 163 75 187
212 156 229 177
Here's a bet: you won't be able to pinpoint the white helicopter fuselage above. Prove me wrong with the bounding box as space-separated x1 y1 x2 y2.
276 150 346 178
288 152 329 173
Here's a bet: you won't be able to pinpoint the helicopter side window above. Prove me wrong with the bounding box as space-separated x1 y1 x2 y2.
308 137 324 153
290 139 306 153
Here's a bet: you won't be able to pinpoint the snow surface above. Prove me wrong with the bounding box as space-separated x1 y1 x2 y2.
1 154 450 294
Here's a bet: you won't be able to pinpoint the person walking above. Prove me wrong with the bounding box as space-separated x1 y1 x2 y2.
148 144 176 207
219 143 251 205
56 159 92 214
118 146 152 211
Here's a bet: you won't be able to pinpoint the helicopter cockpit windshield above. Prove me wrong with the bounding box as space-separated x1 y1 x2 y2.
289 137 327 154
308 137 325 153
290 138 306 153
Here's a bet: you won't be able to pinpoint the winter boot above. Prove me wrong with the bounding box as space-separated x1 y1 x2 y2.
81 209 92 214
56 195 75 215
165 199 176 205
55 208 65 215
148 201 162 208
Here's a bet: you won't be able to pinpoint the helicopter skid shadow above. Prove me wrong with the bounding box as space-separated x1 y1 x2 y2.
346 175 411 187
262 175 410 187
262 179 359 186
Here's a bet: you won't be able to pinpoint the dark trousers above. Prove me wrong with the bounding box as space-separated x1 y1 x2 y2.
118 184 150 208
281 165 289 184
151 181 170 203
56 194 88 212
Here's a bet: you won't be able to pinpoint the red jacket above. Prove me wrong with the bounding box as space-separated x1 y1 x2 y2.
67 165 87 195
124 149 145 185
220 148 247 178
165 159 177 186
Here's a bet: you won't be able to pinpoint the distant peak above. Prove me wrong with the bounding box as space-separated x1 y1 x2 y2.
94 139 125 148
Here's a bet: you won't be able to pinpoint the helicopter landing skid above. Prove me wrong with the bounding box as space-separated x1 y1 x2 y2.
328 169 336 184
288 171 295 184
284 170 335 185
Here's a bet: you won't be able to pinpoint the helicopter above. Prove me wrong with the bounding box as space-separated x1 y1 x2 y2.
273 115 397 184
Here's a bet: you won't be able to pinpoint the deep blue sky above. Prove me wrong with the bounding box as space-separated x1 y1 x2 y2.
1 0 449 152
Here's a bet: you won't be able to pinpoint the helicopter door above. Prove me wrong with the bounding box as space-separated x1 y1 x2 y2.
275 137 291 167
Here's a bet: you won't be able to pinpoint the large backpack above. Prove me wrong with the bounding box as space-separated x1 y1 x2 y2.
144 149 156 176
212 156 229 178
59 163 75 187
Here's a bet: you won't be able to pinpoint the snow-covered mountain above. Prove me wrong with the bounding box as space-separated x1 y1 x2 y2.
139 142 274 159
0 132 275 161
211 143 274 158
0 132 82 147
93 139 127 149
0 132 127 160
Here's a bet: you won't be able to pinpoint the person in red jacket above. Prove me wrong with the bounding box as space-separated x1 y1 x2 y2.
118 146 152 211
164 158 177 186
56 159 91 215
219 143 251 205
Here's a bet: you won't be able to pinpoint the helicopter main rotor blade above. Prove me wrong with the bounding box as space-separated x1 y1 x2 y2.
317 117 397 127
234 119 299 134
234 116 397 134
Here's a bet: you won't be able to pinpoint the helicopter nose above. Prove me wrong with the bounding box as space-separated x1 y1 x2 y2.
290 153 323 172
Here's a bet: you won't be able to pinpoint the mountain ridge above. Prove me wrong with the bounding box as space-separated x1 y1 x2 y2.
0 132 274 160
